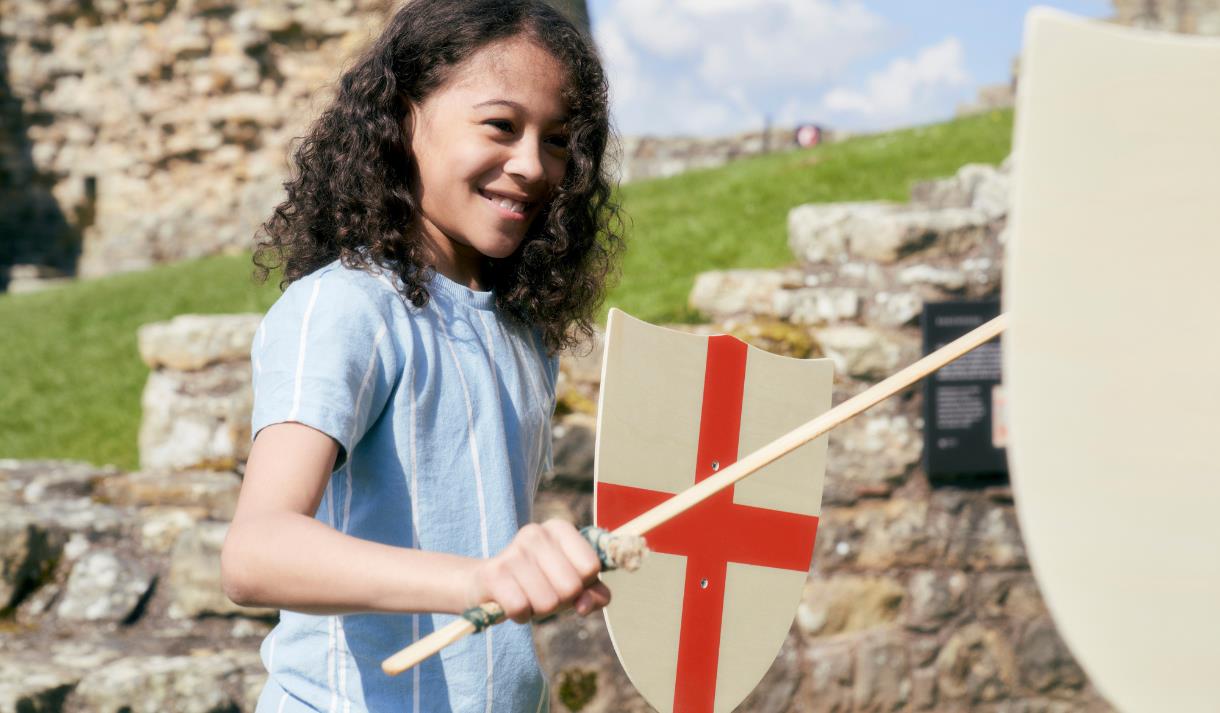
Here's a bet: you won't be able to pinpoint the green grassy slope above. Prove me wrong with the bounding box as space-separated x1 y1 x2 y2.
0 109 1013 468
607 109 1013 322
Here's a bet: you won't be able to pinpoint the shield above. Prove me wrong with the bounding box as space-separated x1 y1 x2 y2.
593 309 833 712
1004 10 1220 713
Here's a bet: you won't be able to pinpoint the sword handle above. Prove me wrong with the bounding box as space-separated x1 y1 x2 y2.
380 602 505 676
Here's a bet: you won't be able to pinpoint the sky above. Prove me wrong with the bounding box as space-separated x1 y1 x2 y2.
587 0 1112 137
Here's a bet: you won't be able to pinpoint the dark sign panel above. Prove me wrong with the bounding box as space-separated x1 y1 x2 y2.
922 300 1007 478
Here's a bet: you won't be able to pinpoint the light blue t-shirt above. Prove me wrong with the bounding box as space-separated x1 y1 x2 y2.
249 259 557 713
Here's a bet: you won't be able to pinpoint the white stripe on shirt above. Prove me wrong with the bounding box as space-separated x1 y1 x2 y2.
288 279 322 421
431 301 494 713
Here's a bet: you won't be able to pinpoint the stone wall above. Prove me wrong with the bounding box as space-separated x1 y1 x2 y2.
0 0 399 285
0 0 820 290
0 0 592 289
670 157 1117 713
616 127 838 185
1 157 1125 711
1113 0 1220 33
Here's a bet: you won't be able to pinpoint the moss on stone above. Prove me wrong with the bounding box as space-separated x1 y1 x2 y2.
557 668 597 711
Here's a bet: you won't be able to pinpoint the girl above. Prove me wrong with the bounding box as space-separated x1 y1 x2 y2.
220 1 623 710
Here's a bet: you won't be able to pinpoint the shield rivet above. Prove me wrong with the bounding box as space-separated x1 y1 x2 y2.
700 578 709 589
710 461 720 472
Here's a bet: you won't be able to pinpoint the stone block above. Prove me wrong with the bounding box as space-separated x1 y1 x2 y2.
772 287 860 325
64 650 263 713
815 499 954 571
869 291 924 328
943 501 1028 571
94 469 241 520
1016 616 1086 693
848 206 992 263
898 264 968 292
0 657 82 713
0 460 115 505
905 570 969 632
137 313 262 371
547 414 596 486
797 575 905 638
793 637 854 713
167 522 275 620
823 410 921 504
788 201 890 265
935 623 1018 704
56 549 154 622
689 269 786 319
138 362 253 471
814 325 902 380
853 628 911 712
975 573 1047 622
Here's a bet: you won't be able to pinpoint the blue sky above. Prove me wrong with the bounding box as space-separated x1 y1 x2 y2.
587 0 1112 136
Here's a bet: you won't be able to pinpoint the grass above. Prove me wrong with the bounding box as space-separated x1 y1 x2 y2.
606 109 1014 322
0 109 1013 469
0 254 280 469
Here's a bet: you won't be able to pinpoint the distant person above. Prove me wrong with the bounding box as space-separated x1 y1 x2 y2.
795 123 823 148
220 1 622 710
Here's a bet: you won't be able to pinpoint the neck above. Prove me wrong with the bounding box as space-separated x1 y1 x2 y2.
416 223 488 291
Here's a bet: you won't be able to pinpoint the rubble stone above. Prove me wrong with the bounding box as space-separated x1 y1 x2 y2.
0 656 81 713
788 202 888 265
814 325 903 380
936 623 1018 703
56 549 154 622
64 651 263 713
853 628 911 712
138 362 253 471
95 468 241 520
1017 616 1086 693
167 522 275 620
906 570 970 632
137 313 262 371
796 575 905 637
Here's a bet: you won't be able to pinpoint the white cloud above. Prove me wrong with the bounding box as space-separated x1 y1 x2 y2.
594 0 893 136
817 37 972 130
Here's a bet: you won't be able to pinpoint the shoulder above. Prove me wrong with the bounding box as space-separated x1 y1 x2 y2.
265 259 413 332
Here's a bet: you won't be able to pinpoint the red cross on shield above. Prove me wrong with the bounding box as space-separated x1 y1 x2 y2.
594 310 833 713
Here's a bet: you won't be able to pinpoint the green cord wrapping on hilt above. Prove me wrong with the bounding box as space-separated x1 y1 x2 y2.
580 526 619 571
461 605 505 632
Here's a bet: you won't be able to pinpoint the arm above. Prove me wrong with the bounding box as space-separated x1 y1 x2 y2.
220 421 610 620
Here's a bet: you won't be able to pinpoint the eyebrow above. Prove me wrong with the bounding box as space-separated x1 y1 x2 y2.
472 99 568 125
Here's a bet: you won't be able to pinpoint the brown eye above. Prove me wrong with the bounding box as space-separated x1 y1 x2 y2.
486 120 514 133
546 135 570 150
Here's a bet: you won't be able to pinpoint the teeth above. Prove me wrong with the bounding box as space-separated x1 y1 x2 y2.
494 197 526 213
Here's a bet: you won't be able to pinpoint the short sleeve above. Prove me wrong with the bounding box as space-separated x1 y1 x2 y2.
250 272 400 471
540 353 560 475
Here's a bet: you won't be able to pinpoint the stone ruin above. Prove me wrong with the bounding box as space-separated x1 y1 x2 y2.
0 0 814 293
1 157 1127 712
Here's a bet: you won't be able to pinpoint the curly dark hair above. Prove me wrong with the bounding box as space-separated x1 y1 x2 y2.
253 0 623 352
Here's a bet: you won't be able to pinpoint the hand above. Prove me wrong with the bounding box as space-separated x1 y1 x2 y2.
464 520 612 624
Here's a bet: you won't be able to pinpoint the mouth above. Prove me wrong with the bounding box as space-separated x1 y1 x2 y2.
478 189 534 220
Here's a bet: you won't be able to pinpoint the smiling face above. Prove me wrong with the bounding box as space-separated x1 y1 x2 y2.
407 36 571 289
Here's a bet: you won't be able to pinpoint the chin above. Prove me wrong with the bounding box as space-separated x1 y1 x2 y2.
481 237 527 260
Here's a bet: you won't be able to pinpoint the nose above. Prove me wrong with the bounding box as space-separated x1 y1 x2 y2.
503 135 546 185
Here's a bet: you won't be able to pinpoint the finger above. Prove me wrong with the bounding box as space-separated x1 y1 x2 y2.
485 561 531 624
541 519 602 582
508 551 560 621
575 581 611 615
528 527 586 606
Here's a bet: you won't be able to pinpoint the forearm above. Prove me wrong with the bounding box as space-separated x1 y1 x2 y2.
221 510 479 616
